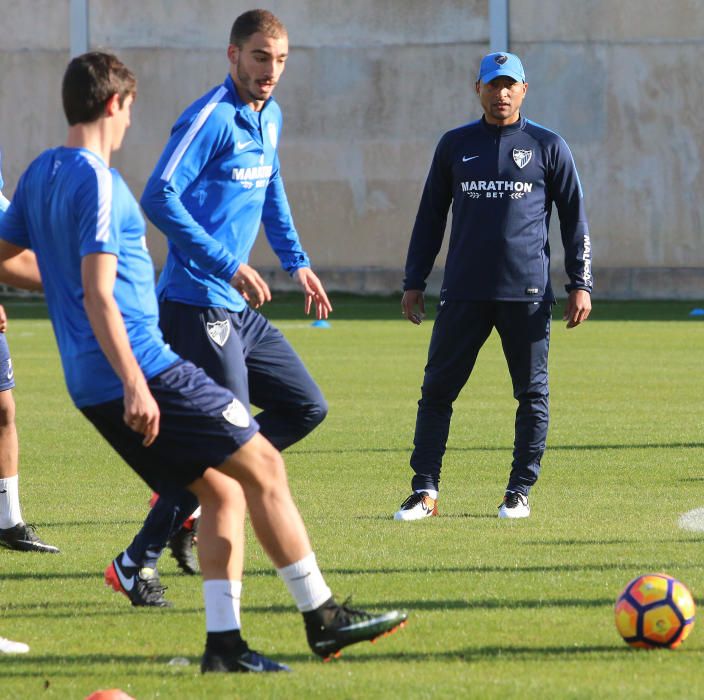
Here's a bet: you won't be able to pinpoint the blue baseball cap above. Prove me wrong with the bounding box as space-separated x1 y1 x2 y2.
477 52 525 83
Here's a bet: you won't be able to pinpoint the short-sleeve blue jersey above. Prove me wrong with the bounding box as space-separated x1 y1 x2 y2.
141 74 309 312
0 147 178 407
404 116 592 301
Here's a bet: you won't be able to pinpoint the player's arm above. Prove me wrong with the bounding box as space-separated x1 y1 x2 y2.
81 252 160 446
140 110 242 285
0 188 43 291
0 240 42 291
549 138 593 328
402 135 453 324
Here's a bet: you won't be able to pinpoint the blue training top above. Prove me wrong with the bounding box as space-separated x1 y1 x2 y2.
0 147 178 407
404 116 592 302
142 74 309 312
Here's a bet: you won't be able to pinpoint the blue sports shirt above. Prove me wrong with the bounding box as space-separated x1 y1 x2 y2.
404 116 592 301
142 74 309 312
0 147 178 407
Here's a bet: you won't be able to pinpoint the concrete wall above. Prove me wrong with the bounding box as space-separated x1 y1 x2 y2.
0 0 702 299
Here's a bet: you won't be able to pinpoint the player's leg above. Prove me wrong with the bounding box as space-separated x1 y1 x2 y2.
495 300 552 519
185 468 290 672
395 301 493 520
105 301 249 584
82 367 289 671
239 307 327 450
214 432 407 660
104 489 199 606
149 301 252 570
0 335 58 553
88 360 406 667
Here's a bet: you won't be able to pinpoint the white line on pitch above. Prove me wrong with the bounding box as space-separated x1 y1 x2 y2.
678 507 704 532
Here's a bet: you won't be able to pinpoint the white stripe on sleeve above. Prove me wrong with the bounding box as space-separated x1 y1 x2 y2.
84 153 113 243
160 86 228 182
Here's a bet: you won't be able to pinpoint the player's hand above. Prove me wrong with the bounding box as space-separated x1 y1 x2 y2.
294 267 332 319
123 379 160 447
401 290 426 325
231 263 272 309
563 289 592 328
0 304 7 333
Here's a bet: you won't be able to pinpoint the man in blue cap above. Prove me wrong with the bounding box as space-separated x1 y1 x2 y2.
394 51 592 521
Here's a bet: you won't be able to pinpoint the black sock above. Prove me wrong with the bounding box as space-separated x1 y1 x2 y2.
206 629 245 653
302 596 337 625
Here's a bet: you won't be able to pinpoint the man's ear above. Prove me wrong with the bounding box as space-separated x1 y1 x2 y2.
227 44 239 68
104 93 121 117
474 80 481 95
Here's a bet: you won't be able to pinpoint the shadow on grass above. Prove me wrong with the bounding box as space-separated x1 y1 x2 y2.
0 595 614 621
0 642 656 678
37 519 145 528
523 537 704 545
289 442 704 456
241 561 690 579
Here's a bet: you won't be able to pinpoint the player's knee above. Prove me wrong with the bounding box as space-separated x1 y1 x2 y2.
0 392 16 428
300 397 328 434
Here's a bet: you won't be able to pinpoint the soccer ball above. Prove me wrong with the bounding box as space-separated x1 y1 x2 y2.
614 573 696 649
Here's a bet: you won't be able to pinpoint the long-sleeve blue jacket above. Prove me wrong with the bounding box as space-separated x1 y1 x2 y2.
404 116 592 301
141 74 309 312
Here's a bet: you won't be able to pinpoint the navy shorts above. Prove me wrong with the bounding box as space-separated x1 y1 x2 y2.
81 359 259 496
0 333 15 392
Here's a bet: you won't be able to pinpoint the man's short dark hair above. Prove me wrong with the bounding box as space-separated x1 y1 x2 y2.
62 52 137 126
229 9 287 47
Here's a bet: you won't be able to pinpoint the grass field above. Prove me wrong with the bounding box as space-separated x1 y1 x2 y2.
1 296 703 699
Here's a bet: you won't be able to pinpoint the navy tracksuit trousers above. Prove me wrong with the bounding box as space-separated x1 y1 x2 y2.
126 301 327 566
410 300 551 497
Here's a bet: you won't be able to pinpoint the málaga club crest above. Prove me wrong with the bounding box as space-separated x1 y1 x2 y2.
512 148 532 169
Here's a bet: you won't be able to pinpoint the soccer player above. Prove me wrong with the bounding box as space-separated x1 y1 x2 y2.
0 51 406 672
107 8 332 602
394 52 592 521
0 154 59 554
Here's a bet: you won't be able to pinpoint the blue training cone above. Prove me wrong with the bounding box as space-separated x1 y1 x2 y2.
311 319 331 328
689 308 704 317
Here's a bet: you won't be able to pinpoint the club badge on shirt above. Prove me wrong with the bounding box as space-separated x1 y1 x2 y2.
513 148 532 169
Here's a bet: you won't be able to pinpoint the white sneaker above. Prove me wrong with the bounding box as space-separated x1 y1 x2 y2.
393 492 438 521
0 637 29 654
498 491 530 519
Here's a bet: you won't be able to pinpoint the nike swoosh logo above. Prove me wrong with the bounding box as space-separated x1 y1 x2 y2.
0 489 6 493
462 155 479 162
290 572 311 581
115 563 135 592
238 659 264 672
236 140 254 150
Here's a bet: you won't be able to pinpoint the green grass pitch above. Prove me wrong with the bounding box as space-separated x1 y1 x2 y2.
1 297 703 699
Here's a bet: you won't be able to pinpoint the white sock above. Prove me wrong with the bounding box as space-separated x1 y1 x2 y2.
203 580 242 632
0 475 23 529
277 552 332 612
418 488 438 500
